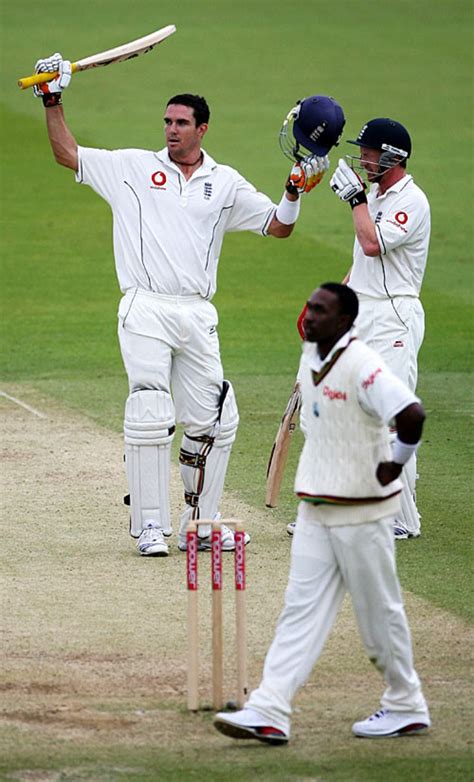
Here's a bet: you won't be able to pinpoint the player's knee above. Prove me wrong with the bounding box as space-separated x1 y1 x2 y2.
124 389 176 445
214 380 239 447
183 381 239 446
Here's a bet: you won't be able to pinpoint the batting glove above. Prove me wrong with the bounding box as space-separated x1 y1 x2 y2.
33 53 71 106
287 155 329 195
330 158 367 208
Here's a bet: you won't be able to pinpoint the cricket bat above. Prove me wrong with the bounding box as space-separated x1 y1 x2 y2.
265 382 301 508
18 24 176 90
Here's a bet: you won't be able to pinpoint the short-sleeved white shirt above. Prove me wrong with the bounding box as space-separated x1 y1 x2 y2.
303 328 419 425
76 146 276 297
299 328 419 525
350 175 431 298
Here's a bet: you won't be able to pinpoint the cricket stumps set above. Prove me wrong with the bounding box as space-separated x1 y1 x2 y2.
186 520 247 712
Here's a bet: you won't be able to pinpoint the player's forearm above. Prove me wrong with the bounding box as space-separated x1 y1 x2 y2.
352 205 380 256
395 402 426 444
267 192 298 238
45 105 78 171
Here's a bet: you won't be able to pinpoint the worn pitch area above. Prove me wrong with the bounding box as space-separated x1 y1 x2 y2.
0 388 471 777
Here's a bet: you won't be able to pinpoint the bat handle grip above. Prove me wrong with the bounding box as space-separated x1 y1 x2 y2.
18 63 77 90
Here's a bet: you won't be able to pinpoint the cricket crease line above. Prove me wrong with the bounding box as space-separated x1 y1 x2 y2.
0 391 48 419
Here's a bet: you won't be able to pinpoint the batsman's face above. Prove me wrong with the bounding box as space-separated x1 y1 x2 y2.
303 289 346 344
164 104 208 161
359 146 382 182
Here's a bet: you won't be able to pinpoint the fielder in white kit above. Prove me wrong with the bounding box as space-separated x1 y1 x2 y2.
329 119 431 539
32 54 339 557
214 283 430 744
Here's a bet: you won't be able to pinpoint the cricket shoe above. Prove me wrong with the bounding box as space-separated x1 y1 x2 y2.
137 522 169 557
286 521 296 536
214 707 289 745
124 495 173 538
178 523 250 552
352 708 431 738
393 521 420 540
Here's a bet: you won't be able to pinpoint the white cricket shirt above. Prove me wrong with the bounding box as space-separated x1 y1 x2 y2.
350 175 431 298
297 329 419 525
76 146 276 297
303 329 419 424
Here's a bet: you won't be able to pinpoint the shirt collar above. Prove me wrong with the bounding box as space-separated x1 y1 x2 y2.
155 146 217 175
371 173 413 199
304 326 357 372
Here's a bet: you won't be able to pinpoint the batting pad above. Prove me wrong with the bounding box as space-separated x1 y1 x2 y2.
179 381 239 538
124 389 175 537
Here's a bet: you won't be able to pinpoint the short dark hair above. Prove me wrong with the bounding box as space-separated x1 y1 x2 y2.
320 282 359 325
167 94 210 126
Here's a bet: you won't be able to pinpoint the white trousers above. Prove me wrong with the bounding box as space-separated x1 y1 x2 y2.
356 295 424 533
355 295 424 393
118 290 225 434
247 503 427 735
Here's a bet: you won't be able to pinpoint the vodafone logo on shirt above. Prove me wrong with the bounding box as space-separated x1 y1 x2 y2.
387 210 409 233
151 171 167 189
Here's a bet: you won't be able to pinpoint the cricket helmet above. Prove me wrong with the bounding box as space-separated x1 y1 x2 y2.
279 94 345 161
347 118 411 171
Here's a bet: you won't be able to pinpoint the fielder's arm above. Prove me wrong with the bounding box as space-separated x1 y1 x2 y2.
376 402 425 486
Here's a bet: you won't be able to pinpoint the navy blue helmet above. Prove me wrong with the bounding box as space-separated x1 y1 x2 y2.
280 95 345 160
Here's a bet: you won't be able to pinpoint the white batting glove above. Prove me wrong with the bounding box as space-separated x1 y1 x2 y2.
288 155 329 195
330 158 367 208
33 53 72 102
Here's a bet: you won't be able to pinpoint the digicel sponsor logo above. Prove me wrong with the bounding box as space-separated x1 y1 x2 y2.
323 385 347 401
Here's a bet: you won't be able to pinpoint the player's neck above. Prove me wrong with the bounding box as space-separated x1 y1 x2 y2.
378 167 406 194
169 151 203 179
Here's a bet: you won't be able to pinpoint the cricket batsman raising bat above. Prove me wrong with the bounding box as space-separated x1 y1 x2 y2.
265 95 346 510
27 29 344 561
17 26 176 90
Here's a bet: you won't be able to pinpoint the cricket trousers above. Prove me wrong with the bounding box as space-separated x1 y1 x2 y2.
355 294 425 536
118 288 226 433
246 503 428 735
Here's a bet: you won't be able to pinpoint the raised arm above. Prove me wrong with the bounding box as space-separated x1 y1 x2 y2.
34 53 78 171
44 105 78 171
330 158 380 256
267 155 329 238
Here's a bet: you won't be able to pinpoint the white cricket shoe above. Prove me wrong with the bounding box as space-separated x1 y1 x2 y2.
178 523 250 552
393 521 420 540
214 707 288 745
352 708 431 738
137 522 169 557
286 521 296 536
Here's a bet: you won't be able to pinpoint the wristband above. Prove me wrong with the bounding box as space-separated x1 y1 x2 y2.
392 436 419 465
285 178 299 196
349 190 367 209
275 193 301 225
42 93 62 108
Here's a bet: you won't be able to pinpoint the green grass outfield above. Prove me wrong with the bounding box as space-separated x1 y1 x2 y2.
1 0 473 779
